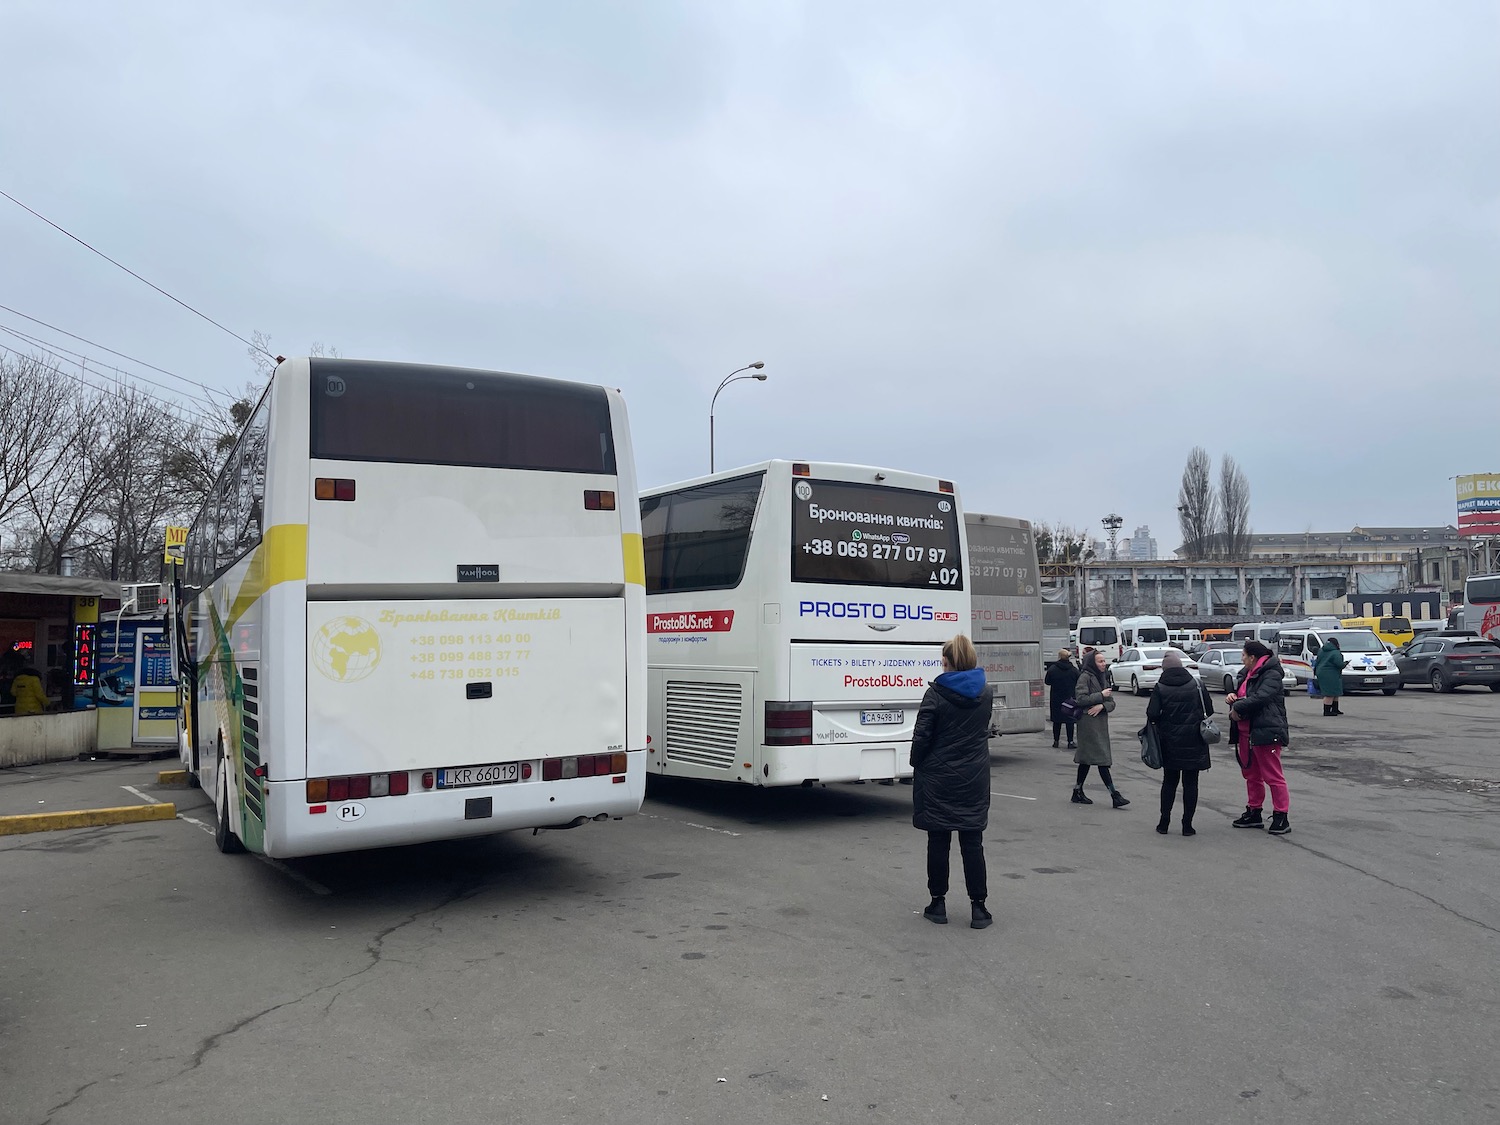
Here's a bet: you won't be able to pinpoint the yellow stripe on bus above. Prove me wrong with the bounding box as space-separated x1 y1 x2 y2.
227 523 309 628
622 532 645 587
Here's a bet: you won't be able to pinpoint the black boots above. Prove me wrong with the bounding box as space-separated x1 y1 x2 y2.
1322 701 1333 716
1071 786 1093 804
1110 789 1130 809
1233 807 1264 829
1182 822 1196 837
970 901 993 930
1156 816 1169 835
923 896 947 924
1268 812 1291 835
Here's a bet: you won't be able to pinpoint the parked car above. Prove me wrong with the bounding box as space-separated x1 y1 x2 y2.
1395 637 1500 693
1196 646 1296 695
1112 646 1201 695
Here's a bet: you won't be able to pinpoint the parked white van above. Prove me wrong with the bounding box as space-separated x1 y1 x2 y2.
1275 627 1401 694
1119 615 1170 649
1231 622 1284 647
1075 616 1122 663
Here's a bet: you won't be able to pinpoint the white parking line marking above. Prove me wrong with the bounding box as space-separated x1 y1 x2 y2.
991 791 1038 801
640 814 742 837
257 856 332 896
175 812 332 895
121 785 162 805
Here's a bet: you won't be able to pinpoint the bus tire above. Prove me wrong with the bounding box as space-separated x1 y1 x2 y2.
215 749 245 855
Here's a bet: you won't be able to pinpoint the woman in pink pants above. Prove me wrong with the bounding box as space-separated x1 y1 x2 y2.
1224 640 1292 835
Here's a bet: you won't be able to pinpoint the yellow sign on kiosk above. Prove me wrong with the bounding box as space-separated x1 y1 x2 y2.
164 526 188 564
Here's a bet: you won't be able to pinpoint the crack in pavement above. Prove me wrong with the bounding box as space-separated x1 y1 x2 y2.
158 878 487 1085
36 1073 119 1125
1279 837 1500 936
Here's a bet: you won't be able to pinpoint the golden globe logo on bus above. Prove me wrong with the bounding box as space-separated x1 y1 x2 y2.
1456 474 1500 538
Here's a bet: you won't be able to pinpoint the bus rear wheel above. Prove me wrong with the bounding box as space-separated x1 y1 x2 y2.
215 751 245 855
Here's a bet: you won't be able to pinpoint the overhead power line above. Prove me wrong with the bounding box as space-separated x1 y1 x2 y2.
0 301 229 406
0 323 219 414
0 337 211 422
0 187 274 359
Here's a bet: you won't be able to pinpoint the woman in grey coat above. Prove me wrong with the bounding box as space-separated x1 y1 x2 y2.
1072 651 1129 808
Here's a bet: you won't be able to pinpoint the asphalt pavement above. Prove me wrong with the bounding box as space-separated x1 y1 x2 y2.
2 685 1497 1125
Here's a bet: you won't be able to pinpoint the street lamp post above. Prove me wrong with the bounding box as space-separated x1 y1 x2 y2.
710 362 767 473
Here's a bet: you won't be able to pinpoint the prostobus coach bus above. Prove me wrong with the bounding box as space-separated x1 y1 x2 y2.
1461 573 1500 642
965 514 1045 736
640 461 969 786
171 358 647 858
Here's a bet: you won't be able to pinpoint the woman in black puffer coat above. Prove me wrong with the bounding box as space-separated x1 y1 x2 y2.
1044 649 1080 748
911 634 995 930
1145 649 1215 836
1227 639 1293 835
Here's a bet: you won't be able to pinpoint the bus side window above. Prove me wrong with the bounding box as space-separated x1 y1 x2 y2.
641 474 764 594
1278 635 1299 657
1307 636 1321 655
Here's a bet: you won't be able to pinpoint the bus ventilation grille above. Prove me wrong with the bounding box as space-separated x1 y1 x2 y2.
665 681 742 771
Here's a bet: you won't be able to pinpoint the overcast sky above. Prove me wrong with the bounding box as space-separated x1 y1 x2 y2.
4 1 1496 554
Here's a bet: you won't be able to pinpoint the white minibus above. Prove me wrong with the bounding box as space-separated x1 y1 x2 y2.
172 358 646 858
1119 615 1170 649
641 461 968 786
1075 616 1122 663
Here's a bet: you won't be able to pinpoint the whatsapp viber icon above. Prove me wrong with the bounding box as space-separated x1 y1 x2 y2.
852 530 862 541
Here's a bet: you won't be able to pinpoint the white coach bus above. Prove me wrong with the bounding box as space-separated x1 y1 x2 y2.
640 461 969 786
171 358 646 858
965 514 1045 736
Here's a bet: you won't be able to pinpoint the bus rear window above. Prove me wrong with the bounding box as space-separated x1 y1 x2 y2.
1079 627 1117 645
791 479 963 591
1468 577 1500 605
309 359 616 473
1138 628 1169 644
1380 617 1411 633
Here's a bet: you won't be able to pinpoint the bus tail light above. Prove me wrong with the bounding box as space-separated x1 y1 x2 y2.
1029 680 1044 705
307 772 413 802
315 477 356 501
584 490 616 511
539 754 629 780
938 480 954 493
765 701 813 746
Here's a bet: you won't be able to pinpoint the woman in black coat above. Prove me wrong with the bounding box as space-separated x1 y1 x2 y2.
1044 649 1080 749
911 635 995 930
1145 649 1214 836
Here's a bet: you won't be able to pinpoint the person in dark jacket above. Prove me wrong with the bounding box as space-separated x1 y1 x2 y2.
1145 649 1214 836
1313 637 1346 716
911 634 995 930
1072 651 1128 808
1226 640 1293 835
1044 649 1080 748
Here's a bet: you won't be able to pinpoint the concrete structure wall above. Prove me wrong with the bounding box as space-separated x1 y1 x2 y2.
0 709 97 768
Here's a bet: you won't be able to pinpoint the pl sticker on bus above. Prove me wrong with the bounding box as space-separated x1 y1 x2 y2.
647 611 735 634
336 803 365 822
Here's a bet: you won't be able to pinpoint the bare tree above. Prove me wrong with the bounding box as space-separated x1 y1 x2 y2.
1177 447 1219 560
12 376 113 573
1219 455 1252 560
0 355 73 527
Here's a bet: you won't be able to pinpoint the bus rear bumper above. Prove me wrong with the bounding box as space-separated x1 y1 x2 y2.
260 764 646 858
761 743 914 786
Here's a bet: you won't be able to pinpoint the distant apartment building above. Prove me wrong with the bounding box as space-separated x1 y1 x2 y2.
1128 526 1158 561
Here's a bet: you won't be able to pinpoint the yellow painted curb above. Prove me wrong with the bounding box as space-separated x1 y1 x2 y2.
157 769 188 786
0 803 177 837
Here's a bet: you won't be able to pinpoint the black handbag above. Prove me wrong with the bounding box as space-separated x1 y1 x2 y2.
1138 722 1163 769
